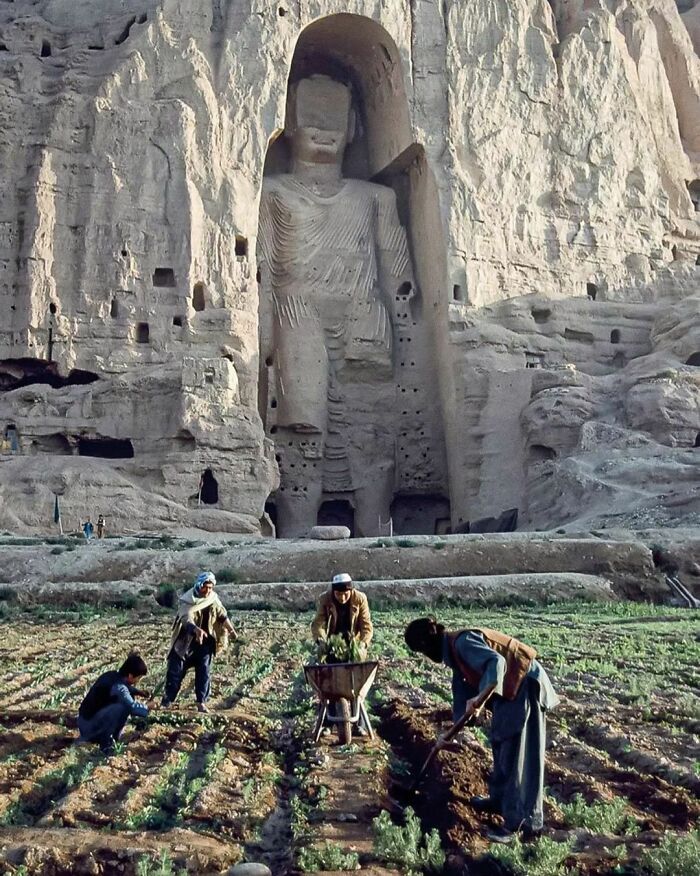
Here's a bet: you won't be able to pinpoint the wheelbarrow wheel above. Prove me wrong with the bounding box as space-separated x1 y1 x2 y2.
336 697 352 745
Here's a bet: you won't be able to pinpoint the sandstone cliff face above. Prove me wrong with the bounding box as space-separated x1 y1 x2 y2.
0 0 697 534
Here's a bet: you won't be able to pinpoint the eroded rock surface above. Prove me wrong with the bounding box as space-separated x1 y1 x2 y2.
0 0 697 536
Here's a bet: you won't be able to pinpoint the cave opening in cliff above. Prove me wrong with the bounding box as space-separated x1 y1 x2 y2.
200 469 219 504
695 432 700 447
30 433 72 455
264 499 278 533
687 180 700 212
192 282 206 312
136 323 150 344
40 40 51 58
256 13 450 538
235 236 248 258
317 499 355 534
0 359 99 391
610 329 621 344
77 437 134 459
153 268 176 288
3 424 18 452
586 282 598 300
686 352 700 366
390 494 450 535
529 444 556 462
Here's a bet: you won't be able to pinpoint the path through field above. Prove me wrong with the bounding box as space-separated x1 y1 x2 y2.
0 602 698 875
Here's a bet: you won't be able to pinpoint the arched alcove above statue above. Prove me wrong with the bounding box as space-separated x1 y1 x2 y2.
263 14 413 181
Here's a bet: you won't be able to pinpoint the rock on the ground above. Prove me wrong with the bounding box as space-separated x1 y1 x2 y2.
308 526 352 540
228 864 273 876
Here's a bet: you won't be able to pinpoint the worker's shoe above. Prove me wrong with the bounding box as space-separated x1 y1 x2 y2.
485 826 518 844
486 824 542 844
470 795 499 813
197 703 209 714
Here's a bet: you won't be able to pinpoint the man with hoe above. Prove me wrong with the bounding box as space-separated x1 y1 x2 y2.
161 571 236 713
404 616 559 842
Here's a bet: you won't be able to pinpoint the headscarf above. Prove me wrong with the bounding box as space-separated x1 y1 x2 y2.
404 617 445 663
193 571 216 598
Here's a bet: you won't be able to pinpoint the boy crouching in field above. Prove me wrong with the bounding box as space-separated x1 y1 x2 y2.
77 653 149 754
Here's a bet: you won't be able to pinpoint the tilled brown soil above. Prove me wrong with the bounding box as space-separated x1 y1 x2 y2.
375 693 700 876
1 606 698 875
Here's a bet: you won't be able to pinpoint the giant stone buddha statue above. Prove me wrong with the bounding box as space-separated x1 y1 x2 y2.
258 74 415 537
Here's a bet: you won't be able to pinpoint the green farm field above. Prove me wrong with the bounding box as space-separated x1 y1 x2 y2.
0 600 698 875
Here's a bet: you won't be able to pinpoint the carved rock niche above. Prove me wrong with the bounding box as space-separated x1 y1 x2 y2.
257 14 450 538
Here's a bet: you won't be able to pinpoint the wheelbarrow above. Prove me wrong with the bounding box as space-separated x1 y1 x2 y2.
304 661 379 745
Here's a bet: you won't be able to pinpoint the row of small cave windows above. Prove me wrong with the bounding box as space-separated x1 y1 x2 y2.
22 8 291 58
24 14 150 58
451 281 602 304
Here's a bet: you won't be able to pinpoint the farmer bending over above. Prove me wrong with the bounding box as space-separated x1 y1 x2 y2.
77 653 149 754
311 573 373 652
404 617 559 843
161 571 236 713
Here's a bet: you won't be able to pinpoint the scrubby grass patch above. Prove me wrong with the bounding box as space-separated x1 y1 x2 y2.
216 568 243 584
297 841 359 871
372 807 445 875
135 850 183 876
484 836 574 876
639 828 700 875
560 794 639 835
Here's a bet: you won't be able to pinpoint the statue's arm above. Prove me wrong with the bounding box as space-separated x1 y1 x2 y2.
257 189 277 424
257 189 276 366
375 186 414 310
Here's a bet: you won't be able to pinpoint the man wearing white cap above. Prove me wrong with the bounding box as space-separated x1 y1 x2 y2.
311 573 373 649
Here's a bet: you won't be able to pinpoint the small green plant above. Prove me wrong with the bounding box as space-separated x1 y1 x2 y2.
395 537 418 548
316 633 366 664
639 828 700 875
155 582 178 609
560 794 639 835
216 568 241 584
485 836 574 876
297 841 359 871
372 807 445 875
135 850 180 876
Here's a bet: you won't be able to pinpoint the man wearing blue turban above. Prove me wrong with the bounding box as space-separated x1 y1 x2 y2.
161 571 236 713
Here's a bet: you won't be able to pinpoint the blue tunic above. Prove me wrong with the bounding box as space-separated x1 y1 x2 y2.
443 630 559 831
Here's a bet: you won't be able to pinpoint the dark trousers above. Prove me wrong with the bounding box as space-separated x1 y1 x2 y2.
489 680 546 831
165 645 213 704
77 703 130 752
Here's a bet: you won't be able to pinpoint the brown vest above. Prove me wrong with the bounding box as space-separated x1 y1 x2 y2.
447 628 536 701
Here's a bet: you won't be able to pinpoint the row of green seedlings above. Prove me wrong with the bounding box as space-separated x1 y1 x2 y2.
287 736 445 876
486 828 700 876
559 716 700 797
216 639 282 708
485 792 698 875
118 737 227 831
0 747 98 826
